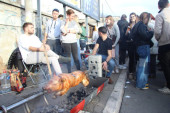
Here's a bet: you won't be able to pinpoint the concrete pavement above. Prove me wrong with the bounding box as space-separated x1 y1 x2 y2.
82 68 128 113
82 63 170 113
120 70 170 113
83 72 120 113
103 69 127 113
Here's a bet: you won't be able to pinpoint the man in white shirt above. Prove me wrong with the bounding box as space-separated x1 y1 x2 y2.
18 22 62 75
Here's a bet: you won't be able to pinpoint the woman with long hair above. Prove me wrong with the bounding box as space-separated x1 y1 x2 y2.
125 12 138 80
60 9 80 73
132 12 153 89
105 15 120 73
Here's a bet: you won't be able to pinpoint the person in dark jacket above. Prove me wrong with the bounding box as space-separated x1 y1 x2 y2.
124 13 138 80
132 12 154 89
117 14 128 69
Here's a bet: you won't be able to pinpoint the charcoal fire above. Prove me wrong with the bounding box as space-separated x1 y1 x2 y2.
66 87 94 109
33 87 96 113
44 71 89 96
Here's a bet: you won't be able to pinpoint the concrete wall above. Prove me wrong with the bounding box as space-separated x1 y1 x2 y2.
0 0 51 64
0 0 21 7
0 0 22 64
0 0 99 65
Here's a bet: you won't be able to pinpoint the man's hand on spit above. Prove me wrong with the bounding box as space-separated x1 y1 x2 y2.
40 44 50 51
45 44 50 51
42 39 46 44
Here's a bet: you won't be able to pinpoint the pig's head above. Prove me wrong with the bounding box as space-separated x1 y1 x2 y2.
43 76 62 92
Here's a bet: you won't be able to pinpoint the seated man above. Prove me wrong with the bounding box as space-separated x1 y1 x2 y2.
92 26 115 84
18 22 62 75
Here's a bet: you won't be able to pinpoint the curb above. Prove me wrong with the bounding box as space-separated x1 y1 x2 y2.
103 69 127 113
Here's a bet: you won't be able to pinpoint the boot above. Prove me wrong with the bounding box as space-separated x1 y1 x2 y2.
107 77 113 84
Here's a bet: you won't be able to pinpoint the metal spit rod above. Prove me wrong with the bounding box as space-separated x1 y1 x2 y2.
0 91 46 113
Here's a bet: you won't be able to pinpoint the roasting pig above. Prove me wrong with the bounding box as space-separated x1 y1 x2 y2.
44 71 89 96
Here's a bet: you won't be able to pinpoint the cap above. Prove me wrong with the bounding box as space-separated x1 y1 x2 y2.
52 9 59 12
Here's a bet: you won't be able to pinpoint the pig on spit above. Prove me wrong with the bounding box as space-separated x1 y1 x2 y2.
44 71 89 96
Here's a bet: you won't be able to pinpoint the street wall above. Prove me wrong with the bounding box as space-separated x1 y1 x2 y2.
0 0 51 64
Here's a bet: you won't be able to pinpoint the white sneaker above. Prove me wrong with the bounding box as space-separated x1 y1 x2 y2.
158 87 170 94
158 87 167 92
115 68 119 73
119 65 127 70
123 64 127 67
112 70 115 73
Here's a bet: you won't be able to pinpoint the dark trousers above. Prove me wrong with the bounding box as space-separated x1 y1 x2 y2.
158 51 170 89
119 47 126 65
128 46 137 74
150 54 156 77
46 39 63 55
62 43 80 73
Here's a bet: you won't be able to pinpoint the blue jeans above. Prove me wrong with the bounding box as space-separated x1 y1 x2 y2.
136 45 150 88
101 55 115 77
80 39 86 50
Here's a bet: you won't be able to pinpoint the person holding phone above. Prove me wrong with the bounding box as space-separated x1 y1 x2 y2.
60 9 80 73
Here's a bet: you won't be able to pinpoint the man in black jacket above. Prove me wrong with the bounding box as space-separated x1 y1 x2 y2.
117 14 128 69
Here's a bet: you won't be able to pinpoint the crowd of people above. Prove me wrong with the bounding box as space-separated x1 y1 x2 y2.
18 0 170 94
116 0 170 94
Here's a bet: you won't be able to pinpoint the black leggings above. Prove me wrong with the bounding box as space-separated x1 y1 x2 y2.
62 43 80 73
119 47 126 65
128 46 137 74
